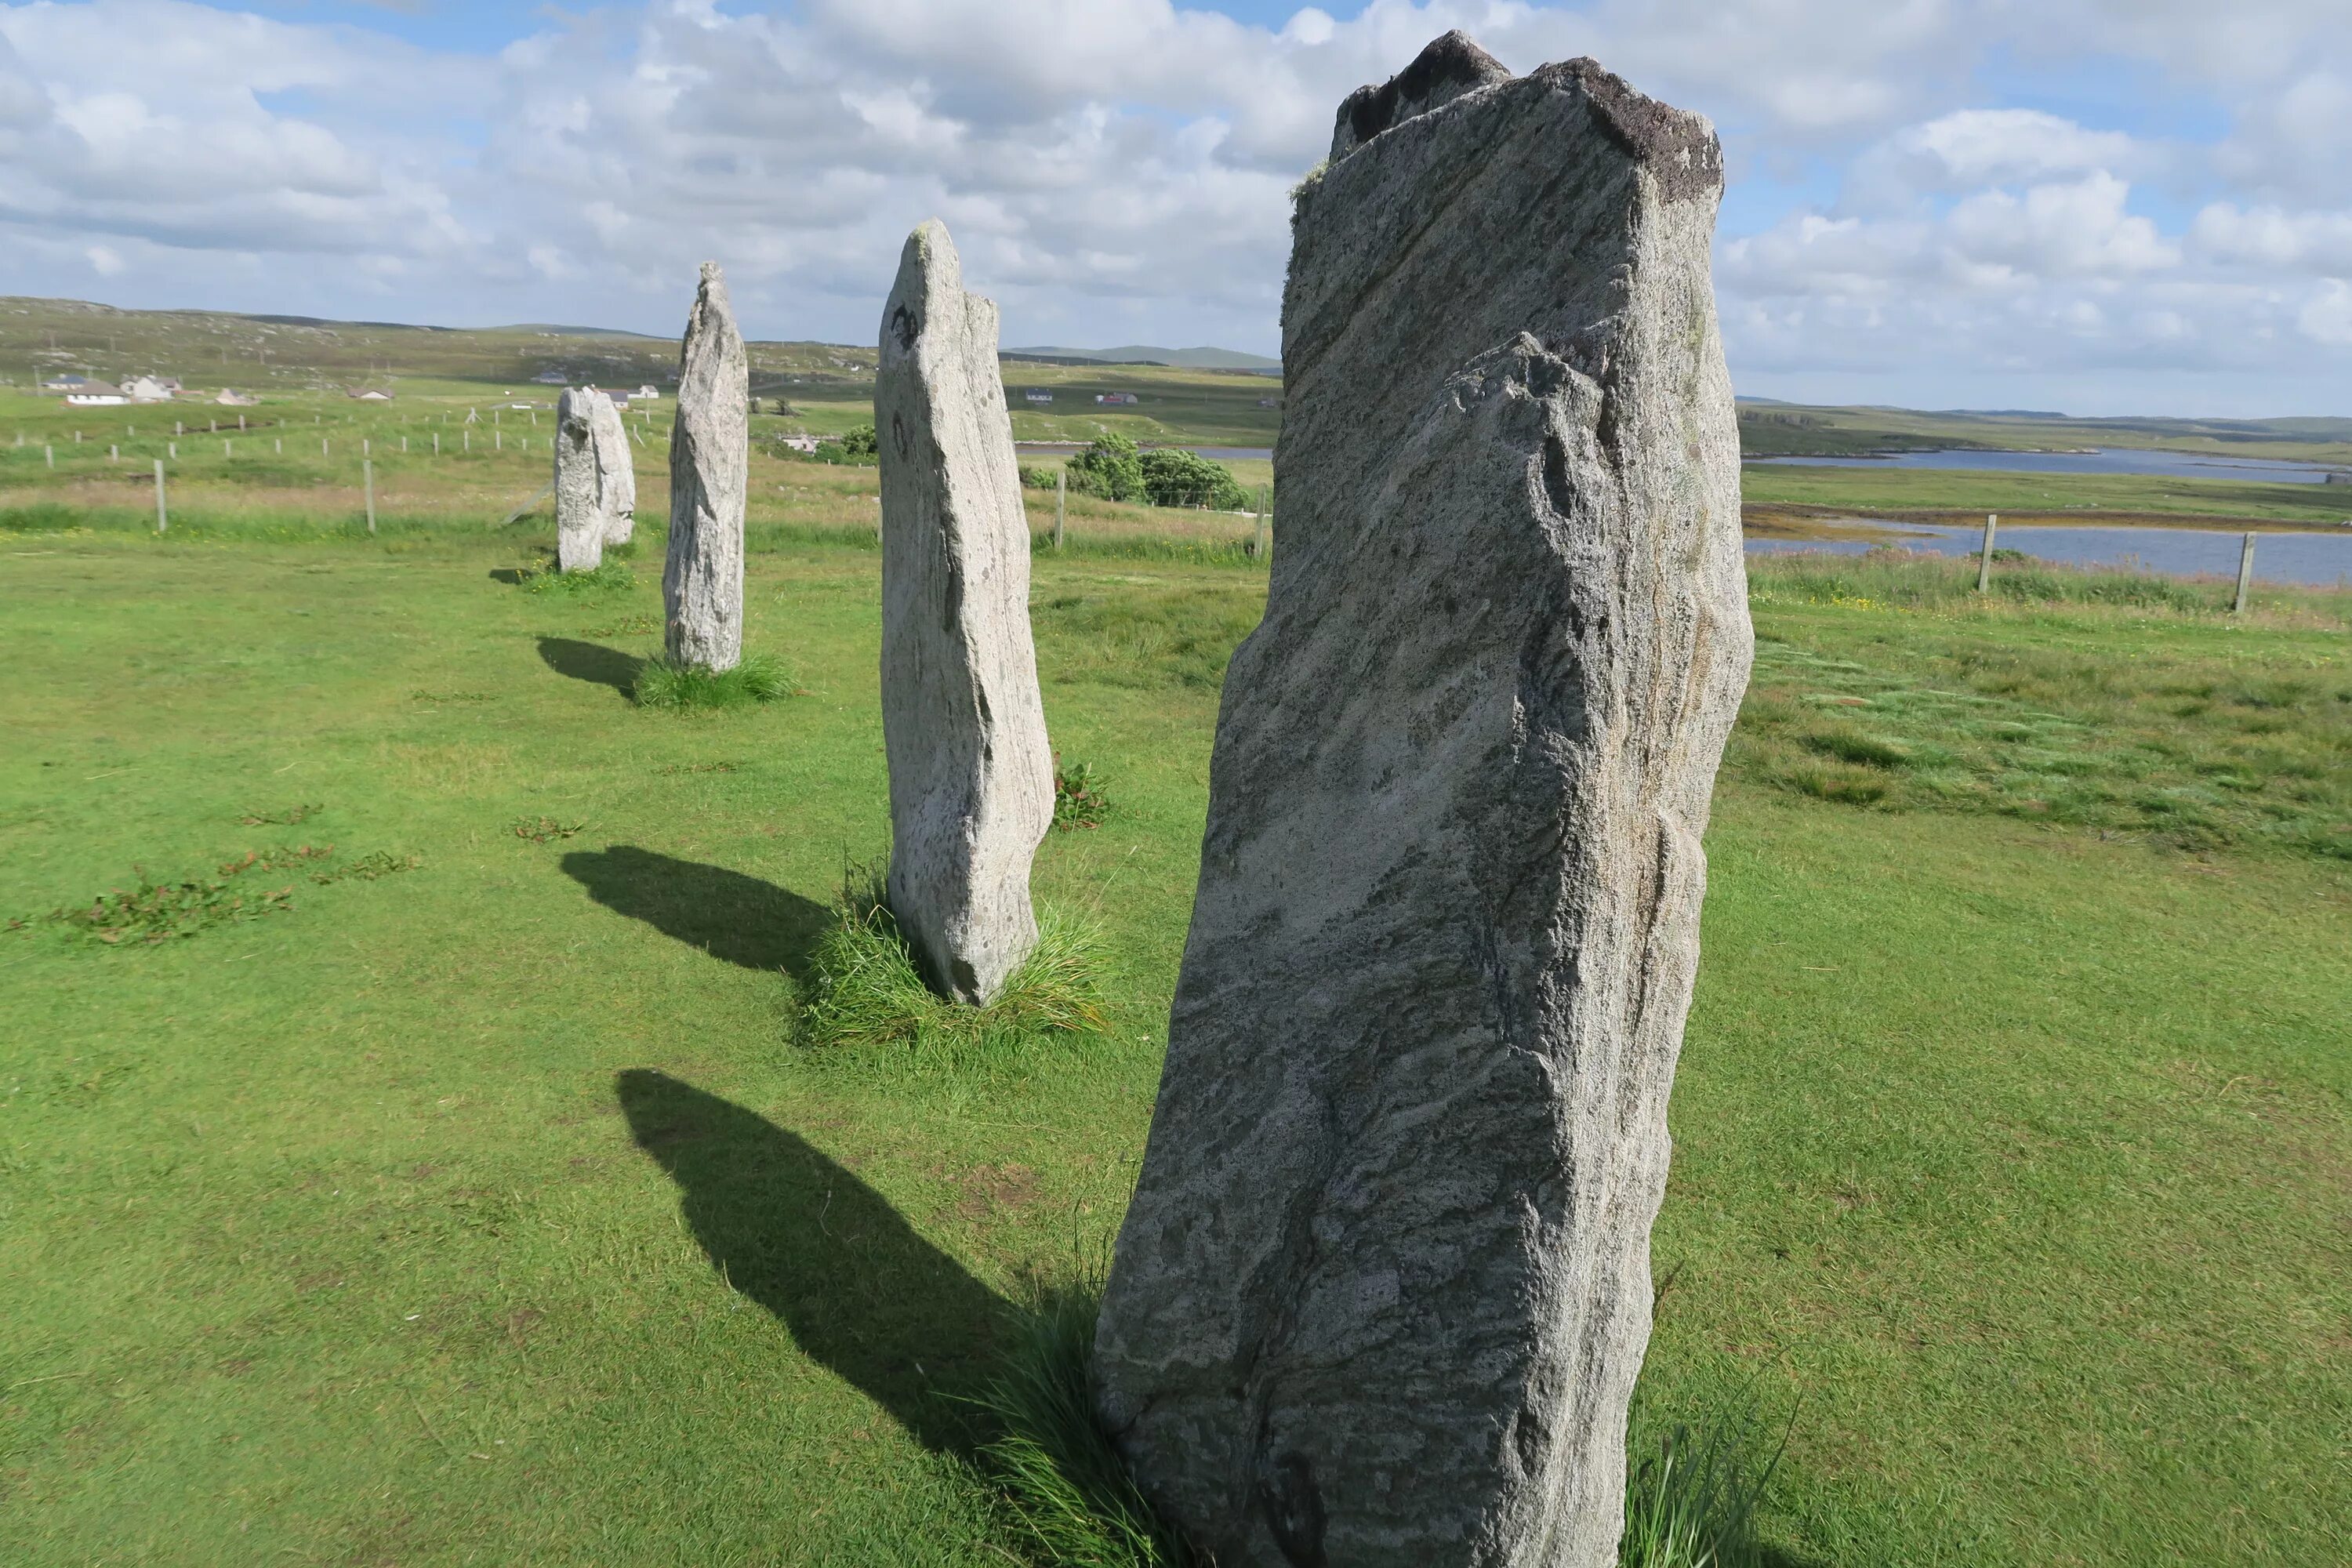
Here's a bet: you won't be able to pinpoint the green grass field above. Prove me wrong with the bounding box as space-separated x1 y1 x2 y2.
1 514 2345 1565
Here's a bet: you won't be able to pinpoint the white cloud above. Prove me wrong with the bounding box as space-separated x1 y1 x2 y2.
1895 109 2142 190
85 241 120 274
1947 174 2177 276
2191 203 2352 271
0 0 2343 413
2299 279 2352 347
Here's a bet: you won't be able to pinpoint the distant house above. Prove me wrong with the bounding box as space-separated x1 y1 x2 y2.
38 373 96 394
349 388 394 401
780 433 821 454
1024 389 1054 404
122 375 180 403
633 385 661 400
64 383 127 406
213 389 260 406
1094 392 1139 405
532 369 569 385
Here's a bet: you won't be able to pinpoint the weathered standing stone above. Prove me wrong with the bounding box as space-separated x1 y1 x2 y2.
875 220 1054 1005
1094 35 1753 1568
663 262 748 670
554 386 607 573
592 393 637 545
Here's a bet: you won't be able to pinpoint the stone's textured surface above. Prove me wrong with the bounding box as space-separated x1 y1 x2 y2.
875 220 1054 1006
663 262 749 670
554 387 606 573
1329 27 1508 158
557 386 635 567
591 393 637 545
1094 38 1751 1568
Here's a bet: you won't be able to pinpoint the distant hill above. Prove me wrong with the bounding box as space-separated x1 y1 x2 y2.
1007 344 1280 372
0 296 870 395
1737 402 2352 462
499 323 669 341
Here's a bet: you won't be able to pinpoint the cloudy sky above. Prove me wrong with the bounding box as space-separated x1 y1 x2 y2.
1 0 2345 416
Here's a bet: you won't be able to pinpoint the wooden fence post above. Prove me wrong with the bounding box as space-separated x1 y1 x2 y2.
365 459 377 535
1976 513 1998 593
2234 532 2256 615
1255 486 1270 561
153 460 167 534
1054 468 1066 550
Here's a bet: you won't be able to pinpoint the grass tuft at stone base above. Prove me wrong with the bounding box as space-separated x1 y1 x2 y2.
971 1279 1192 1566
1620 1387 1790 1568
802 876 1106 1053
518 560 635 596
631 652 800 711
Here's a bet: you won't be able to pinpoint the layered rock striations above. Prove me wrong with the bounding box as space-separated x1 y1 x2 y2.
1094 34 1754 1568
875 220 1054 1006
663 262 749 670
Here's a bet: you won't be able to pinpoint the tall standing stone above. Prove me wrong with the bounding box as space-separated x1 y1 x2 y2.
554 386 608 573
592 393 637 545
664 262 748 670
876 220 1054 1005
1094 36 1753 1568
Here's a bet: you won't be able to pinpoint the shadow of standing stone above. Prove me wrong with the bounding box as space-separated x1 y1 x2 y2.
615 1070 1007 1455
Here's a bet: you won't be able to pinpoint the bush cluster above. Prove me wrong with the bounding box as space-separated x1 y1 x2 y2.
1063 433 1145 502
1059 435 1249 510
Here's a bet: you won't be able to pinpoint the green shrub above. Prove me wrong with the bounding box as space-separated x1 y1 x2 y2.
1064 434 1145 503
1053 758 1111 830
0 502 79 532
841 422 879 460
632 653 799 711
1020 464 1064 490
1138 448 1248 510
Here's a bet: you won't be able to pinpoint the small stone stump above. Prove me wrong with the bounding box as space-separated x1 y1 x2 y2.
1093 34 1755 1568
663 262 748 670
554 387 608 573
875 220 1054 1005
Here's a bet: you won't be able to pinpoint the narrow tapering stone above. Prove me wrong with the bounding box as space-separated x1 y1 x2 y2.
876 220 1054 1005
554 387 608 573
664 262 748 670
1095 35 1753 1568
